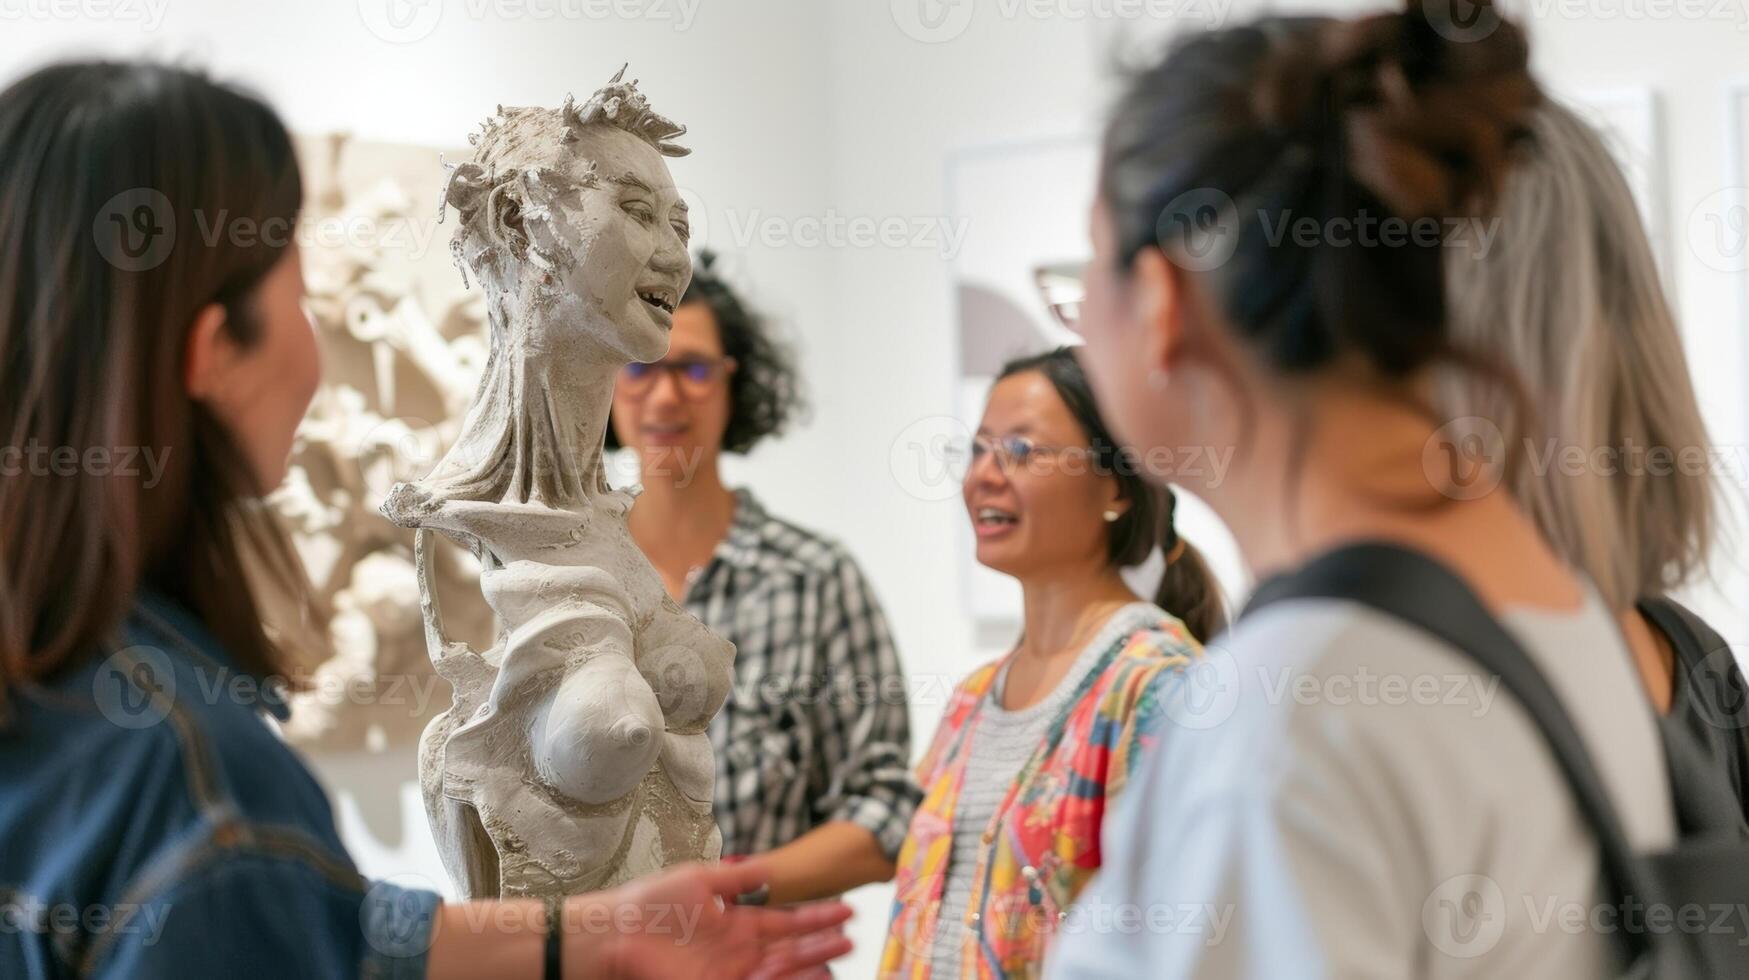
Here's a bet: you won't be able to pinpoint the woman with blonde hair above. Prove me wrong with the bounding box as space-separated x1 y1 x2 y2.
1443 100 1749 824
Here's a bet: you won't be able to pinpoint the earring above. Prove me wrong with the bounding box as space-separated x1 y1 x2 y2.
1103 509 1120 523
1147 368 1170 391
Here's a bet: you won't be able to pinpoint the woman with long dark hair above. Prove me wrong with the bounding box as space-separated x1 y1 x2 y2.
0 60 849 979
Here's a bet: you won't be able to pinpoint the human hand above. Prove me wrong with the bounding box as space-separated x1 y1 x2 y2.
563 858 852 980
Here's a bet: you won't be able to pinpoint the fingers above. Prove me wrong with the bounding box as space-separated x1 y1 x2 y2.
745 930 854 980
699 857 773 901
744 901 852 942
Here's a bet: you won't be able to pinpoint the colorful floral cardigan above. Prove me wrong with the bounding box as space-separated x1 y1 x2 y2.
879 615 1200 978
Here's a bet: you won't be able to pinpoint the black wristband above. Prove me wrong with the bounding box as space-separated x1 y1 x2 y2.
544 896 564 980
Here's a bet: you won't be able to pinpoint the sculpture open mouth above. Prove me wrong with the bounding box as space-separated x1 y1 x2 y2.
636 288 677 315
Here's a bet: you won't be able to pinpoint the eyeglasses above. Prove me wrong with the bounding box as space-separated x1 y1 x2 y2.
619 356 738 399
949 434 1091 476
1033 260 1088 334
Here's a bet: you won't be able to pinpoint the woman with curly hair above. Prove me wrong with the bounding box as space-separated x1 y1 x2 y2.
609 253 921 905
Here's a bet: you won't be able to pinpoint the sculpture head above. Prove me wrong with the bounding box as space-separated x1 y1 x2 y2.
444 67 692 365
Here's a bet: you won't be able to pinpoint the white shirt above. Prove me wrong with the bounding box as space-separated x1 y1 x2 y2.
1044 589 1673 978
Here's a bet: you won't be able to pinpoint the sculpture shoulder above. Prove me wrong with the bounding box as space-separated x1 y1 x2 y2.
381 483 622 565
643 592 735 658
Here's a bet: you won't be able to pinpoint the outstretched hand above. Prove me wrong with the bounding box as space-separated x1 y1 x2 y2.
565 859 853 980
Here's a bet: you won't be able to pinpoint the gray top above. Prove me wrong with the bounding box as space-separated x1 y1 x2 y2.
1047 585 1675 979
930 602 1164 977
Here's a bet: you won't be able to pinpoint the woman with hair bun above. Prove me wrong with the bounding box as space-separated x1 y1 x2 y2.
1046 5 1675 977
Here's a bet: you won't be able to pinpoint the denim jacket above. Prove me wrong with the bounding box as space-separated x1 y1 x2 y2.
0 591 439 979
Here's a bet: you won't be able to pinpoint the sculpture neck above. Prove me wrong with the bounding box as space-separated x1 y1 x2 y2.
477 279 626 512
537 351 615 508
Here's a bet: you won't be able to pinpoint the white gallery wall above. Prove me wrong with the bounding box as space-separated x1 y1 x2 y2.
3 2 1747 975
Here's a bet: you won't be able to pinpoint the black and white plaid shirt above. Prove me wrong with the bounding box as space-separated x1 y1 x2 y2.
686 488 920 860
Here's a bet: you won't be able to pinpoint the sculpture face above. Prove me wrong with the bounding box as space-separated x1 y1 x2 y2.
539 125 692 365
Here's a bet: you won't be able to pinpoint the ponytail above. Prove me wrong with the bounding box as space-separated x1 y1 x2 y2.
1152 488 1228 643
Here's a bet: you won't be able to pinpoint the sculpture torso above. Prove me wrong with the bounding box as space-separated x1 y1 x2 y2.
386 481 733 896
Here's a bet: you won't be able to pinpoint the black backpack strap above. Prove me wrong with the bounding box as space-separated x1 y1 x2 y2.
1637 597 1749 838
1243 541 1655 968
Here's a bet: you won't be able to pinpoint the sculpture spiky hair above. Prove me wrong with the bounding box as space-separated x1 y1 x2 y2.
464 65 689 159
562 64 690 157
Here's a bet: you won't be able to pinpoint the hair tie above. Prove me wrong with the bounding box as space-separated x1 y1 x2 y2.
1165 538 1187 565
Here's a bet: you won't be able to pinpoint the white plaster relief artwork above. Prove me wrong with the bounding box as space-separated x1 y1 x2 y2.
381 68 734 898
269 132 495 752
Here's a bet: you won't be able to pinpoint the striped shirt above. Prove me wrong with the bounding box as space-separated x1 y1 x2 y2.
927 603 1155 977
686 488 921 860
